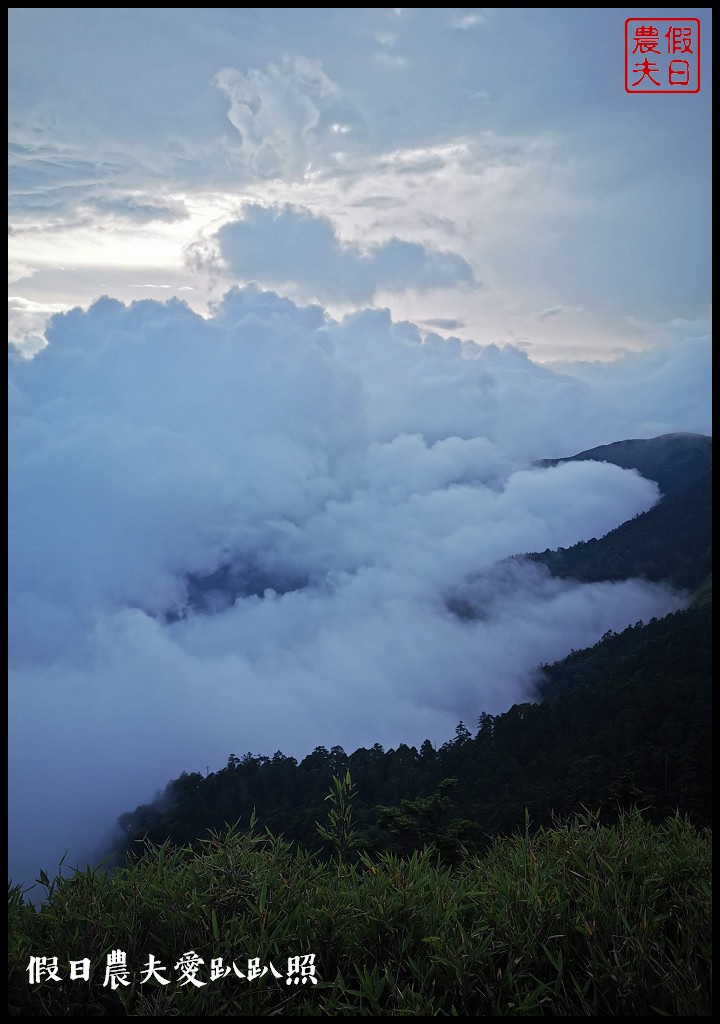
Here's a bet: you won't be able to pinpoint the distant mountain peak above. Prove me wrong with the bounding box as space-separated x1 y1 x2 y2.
536 432 712 495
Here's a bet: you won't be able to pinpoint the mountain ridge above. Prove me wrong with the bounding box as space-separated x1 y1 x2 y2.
111 432 712 861
534 432 711 496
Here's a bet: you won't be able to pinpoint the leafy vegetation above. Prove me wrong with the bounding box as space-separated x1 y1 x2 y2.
9 809 711 1016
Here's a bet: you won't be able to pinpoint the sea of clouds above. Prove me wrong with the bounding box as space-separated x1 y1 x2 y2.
9 285 710 884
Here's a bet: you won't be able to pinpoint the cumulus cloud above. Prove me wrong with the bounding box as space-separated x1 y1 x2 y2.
554 334 712 441
211 203 477 302
8 295 69 355
9 285 703 886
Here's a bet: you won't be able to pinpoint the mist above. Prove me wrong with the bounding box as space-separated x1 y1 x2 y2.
8 285 707 886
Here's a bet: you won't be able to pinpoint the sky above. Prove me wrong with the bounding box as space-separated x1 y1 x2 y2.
7 9 712 888
9 7 712 360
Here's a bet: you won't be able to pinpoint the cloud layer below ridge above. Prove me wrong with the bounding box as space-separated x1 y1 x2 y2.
9 285 705 885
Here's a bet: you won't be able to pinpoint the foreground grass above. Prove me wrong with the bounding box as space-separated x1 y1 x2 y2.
8 811 711 1016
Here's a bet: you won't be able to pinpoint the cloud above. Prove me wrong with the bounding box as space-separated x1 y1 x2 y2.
9 10 709 365
8 295 70 354
214 56 368 179
553 334 712 441
423 317 465 330
351 195 403 210
9 284 704 886
9 147 130 217
212 203 477 302
87 194 189 224
450 10 490 30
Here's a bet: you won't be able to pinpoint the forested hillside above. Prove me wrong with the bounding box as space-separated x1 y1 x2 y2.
526 471 711 591
116 596 710 858
116 439 712 859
